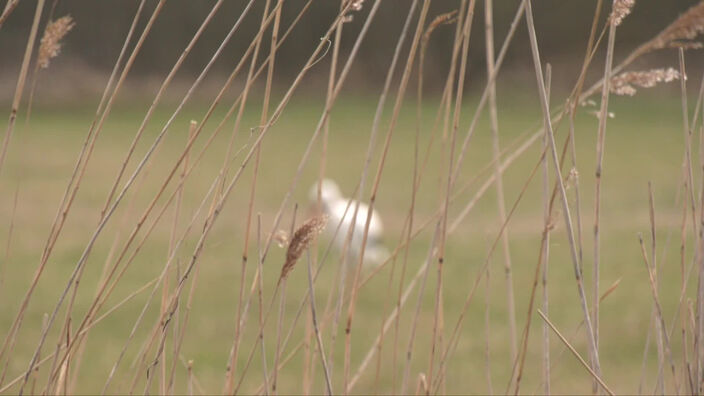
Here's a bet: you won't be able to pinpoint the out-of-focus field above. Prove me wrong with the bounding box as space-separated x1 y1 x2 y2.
0 89 694 394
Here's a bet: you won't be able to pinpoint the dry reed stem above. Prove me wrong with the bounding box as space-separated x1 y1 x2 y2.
204 2 378 391
537 310 614 395
47 0 265 386
428 2 477 393
344 1 430 393
484 0 517 369
541 64 552 396
401 220 441 394
51 1 284 385
0 185 18 290
433 146 543 393
0 0 19 28
305 251 333 395
98 0 232 219
0 5 147 377
346 229 439 392
316 1 345 388
0 0 43 177
0 0 45 387
0 2 157 386
450 0 526 188
511 63 552 395
526 0 602 384
638 231 680 393
165 6 357 393
384 1 433 391
592 5 618 386
164 120 197 393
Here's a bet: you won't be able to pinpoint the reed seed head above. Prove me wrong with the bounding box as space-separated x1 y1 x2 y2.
610 0 635 26
610 67 680 96
38 15 75 69
649 2 704 50
280 214 328 281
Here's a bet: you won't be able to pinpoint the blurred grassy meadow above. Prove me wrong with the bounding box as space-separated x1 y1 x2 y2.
0 87 694 394
2 0 704 395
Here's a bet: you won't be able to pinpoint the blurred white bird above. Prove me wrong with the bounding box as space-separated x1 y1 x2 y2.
309 179 389 267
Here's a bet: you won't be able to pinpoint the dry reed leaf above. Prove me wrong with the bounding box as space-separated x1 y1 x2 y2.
610 0 635 26
38 15 75 69
610 67 680 96
279 214 328 281
649 1 704 50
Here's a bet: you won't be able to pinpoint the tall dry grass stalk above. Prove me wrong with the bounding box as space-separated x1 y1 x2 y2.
524 0 603 388
484 0 517 368
0 0 44 177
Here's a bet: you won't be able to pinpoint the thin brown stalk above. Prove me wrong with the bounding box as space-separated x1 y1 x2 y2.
592 7 617 384
0 0 43 177
541 64 552 396
256 213 270 395
0 185 18 290
306 250 333 395
165 120 197 394
0 4 148 383
484 0 517 366
484 264 493 395
537 310 614 395
524 0 602 383
98 0 232 220
638 232 680 393
0 2 158 386
401 222 441 394
311 1 344 392
0 0 19 28
428 2 477 393
344 1 430 393
648 183 666 394
49 1 282 386
159 7 357 394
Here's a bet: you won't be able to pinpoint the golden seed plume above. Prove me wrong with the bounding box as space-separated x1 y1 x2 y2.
649 1 704 50
610 67 680 96
610 0 635 27
279 214 328 281
38 15 75 69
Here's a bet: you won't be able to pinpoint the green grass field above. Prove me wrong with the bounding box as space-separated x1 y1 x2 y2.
0 87 696 394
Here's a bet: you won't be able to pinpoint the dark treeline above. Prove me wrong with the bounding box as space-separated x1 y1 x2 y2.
0 0 700 91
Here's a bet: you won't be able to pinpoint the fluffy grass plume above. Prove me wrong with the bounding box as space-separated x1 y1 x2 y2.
280 214 328 281
37 15 74 69
610 0 635 26
610 67 680 96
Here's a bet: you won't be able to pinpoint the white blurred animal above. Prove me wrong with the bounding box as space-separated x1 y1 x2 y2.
309 179 389 266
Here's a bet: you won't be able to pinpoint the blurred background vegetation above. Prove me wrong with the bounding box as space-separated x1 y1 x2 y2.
0 0 701 103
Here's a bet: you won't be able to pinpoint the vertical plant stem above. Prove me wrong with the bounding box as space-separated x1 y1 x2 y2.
0 0 44 178
524 0 602 383
306 250 333 395
592 10 616 386
541 64 552 396
484 0 517 365
345 1 431 393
